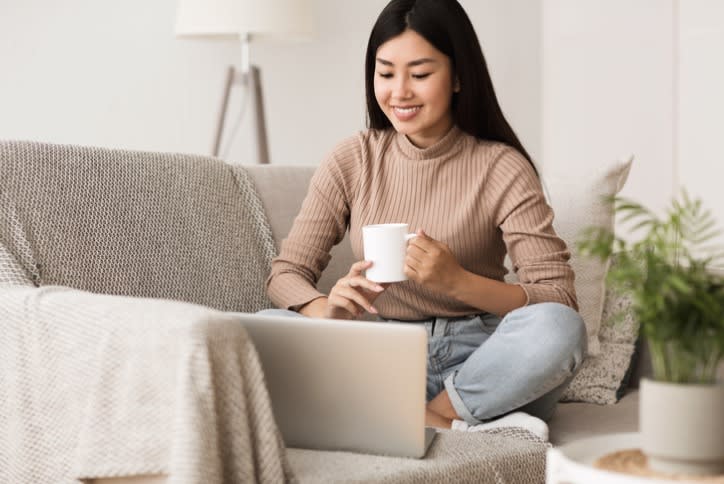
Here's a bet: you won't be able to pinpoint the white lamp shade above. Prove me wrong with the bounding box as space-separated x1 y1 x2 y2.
175 0 316 40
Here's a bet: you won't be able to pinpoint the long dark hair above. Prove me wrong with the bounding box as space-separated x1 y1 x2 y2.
365 0 535 171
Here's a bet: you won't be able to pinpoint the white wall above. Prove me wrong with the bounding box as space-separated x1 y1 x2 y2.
0 0 542 166
542 0 724 269
542 0 676 215
678 0 724 260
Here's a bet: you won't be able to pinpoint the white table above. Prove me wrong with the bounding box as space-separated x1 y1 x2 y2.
546 433 673 484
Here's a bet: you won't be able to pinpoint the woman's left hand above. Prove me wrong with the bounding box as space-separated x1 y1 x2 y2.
404 229 466 296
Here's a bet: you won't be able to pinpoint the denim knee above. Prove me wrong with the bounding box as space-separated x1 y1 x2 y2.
525 302 587 370
440 303 587 423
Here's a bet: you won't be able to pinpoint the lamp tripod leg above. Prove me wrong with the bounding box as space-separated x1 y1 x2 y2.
212 65 236 157
249 66 270 164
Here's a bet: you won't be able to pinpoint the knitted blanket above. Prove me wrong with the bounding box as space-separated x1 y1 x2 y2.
0 140 277 312
0 286 291 483
289 428 550 483
0 140 287 482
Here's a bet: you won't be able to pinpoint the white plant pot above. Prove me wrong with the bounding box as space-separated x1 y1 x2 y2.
640 378 724 476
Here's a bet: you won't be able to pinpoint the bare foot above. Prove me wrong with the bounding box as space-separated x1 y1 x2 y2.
425 408 453 429
428 390 458 420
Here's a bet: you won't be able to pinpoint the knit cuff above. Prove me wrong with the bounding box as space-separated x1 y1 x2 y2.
517 282 577 310
267 272 327 311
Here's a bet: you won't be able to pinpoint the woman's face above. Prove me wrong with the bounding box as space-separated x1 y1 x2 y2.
374 29 458 148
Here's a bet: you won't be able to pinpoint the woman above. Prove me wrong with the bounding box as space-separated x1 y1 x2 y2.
265 0 586 434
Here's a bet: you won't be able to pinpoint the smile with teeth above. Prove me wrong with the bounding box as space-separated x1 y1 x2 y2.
393 106 422 114
392 105 422 121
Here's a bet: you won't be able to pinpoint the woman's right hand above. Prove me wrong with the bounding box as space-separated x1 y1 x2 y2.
301 261 387 319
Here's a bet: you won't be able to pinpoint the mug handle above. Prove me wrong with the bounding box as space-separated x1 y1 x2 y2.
405 233 417 241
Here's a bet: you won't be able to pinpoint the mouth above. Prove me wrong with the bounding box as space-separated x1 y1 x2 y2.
392 105 422 121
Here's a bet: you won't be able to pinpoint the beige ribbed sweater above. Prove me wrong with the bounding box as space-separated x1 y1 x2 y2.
267 126 577 320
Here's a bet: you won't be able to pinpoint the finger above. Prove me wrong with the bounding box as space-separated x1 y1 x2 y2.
406 244 425 263
409 230 436 251
403 263 419 280
327 281 364 316
335 285 378 314
328 290 365 316
416 229 432 240
404 263 420 280
347 277 385 293
348 260 373 276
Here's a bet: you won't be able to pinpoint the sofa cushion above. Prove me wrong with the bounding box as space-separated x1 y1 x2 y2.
541 156 633 356
561 264 639 404
0 141 276 312
549 390 639 446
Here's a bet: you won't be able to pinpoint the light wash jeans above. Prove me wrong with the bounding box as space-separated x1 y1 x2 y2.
257 302 586 425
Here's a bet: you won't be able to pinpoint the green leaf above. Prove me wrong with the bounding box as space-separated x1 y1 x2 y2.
577 189 724 383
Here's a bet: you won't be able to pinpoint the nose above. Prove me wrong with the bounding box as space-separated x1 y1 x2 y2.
392 76 412 100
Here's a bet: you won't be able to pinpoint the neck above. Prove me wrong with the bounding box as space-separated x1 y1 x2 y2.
406 122 455 148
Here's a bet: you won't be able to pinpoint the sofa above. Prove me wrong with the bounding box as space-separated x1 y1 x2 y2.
1 140 652 483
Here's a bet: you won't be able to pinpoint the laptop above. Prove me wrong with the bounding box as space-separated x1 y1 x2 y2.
234 313 437 458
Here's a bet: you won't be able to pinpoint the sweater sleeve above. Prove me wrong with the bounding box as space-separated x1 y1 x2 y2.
265 135 363 310
486 146 578 310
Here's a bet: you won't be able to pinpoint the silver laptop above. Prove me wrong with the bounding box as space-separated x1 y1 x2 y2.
235 313 437 458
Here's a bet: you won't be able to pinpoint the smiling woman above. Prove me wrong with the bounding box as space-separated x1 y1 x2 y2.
364 0 534 168
373 30 457 148
265 0 585 437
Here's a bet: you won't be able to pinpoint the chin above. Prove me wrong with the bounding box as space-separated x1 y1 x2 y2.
388 121 418 135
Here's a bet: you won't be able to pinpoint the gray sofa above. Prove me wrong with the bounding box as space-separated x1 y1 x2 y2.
0 141 645 484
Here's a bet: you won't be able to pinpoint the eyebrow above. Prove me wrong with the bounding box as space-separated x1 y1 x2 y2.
376 57 437 67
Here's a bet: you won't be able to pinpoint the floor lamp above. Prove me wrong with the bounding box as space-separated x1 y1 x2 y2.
175 0 315 164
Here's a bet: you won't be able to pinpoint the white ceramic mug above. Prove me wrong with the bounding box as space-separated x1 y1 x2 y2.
362 223 417 283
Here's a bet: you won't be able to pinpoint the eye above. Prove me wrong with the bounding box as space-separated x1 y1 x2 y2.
412 73 431 80
377 72 393 79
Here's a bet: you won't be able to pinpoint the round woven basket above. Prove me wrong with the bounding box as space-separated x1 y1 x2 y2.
595 449 724 482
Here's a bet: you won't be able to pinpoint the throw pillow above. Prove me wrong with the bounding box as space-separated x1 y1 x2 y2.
560 255 640 404
542 156 633 356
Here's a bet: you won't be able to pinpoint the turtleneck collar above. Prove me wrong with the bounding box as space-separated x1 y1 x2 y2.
395 125 465 161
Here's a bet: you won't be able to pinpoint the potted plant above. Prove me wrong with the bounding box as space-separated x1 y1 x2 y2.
578 191 724 476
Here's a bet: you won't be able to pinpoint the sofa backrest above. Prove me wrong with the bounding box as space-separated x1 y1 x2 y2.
0 141 275 312
246 165 354 296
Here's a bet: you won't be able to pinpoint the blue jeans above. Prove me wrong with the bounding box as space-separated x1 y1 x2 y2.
257 302 586 425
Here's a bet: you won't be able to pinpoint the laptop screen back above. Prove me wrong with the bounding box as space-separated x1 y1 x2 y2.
234 313 431 457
